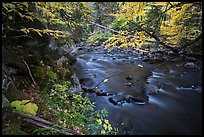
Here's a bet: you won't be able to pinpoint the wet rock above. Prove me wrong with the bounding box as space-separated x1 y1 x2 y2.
56 56 69 67
142 58 150 62
107 92 117 96
2 48 28 74
79 78 94 88
87 48 93 52
109 94 126 105
178 50 184 55
109 94 147 105
170 58 179 62
96 92 107 96
154 56 165 63
186 57 196 62
145 84 158 95
125 95 147 104
126 75 133 81
68 73 82 94
167 50 175 55
125 82 134 87
77 47 84 50
184 62 197 69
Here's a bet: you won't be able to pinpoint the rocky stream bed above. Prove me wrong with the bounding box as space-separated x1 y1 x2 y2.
72 45 202 135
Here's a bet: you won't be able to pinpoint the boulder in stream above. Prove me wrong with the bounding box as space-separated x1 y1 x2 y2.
126 75 133 81
109 94 147 106
109 94 126 106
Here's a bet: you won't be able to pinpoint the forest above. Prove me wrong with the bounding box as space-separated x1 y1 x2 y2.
2 2 202 135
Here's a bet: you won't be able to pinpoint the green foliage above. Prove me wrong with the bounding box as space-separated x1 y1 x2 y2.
46 70 57 81
2 2 93 44
31 65 59 86
32 127 60 135
55 37 73 47
11 100 38 115
87 31 112 45
91 2 119 26
39 82 117 135
32 66 46 82
110 17 129 30
2 107 29 135
103 2 202 49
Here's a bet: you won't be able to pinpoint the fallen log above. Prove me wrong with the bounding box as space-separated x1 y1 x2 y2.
16 111 83 135
23 119 72 135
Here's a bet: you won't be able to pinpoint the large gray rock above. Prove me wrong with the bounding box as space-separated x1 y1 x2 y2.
68 73 82 94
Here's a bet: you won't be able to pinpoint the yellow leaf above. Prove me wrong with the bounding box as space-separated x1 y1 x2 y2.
96 119 102 125
22 102 38 115
101 129 106 135
11 100 23 111
11 100 21 106
21 100 31 105
104 119 109 124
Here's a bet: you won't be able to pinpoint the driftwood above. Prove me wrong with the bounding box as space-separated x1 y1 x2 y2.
16 111 83 135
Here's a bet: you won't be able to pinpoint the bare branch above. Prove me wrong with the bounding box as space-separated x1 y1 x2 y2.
21 57 38 88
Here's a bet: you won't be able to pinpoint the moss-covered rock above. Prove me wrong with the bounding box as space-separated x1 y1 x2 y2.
46 69 57 81
4 81 27 102
31 66 46 83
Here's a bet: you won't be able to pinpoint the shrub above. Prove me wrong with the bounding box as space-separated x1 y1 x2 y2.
39 82 117 135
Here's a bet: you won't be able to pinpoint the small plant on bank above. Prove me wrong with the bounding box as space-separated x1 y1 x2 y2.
11 100 38 115
39 81 118 135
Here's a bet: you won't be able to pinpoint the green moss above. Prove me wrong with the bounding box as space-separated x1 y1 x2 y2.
31 66 46 82
47 70 57 80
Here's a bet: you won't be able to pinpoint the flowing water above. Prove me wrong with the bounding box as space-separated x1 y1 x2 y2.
73 49 202 135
